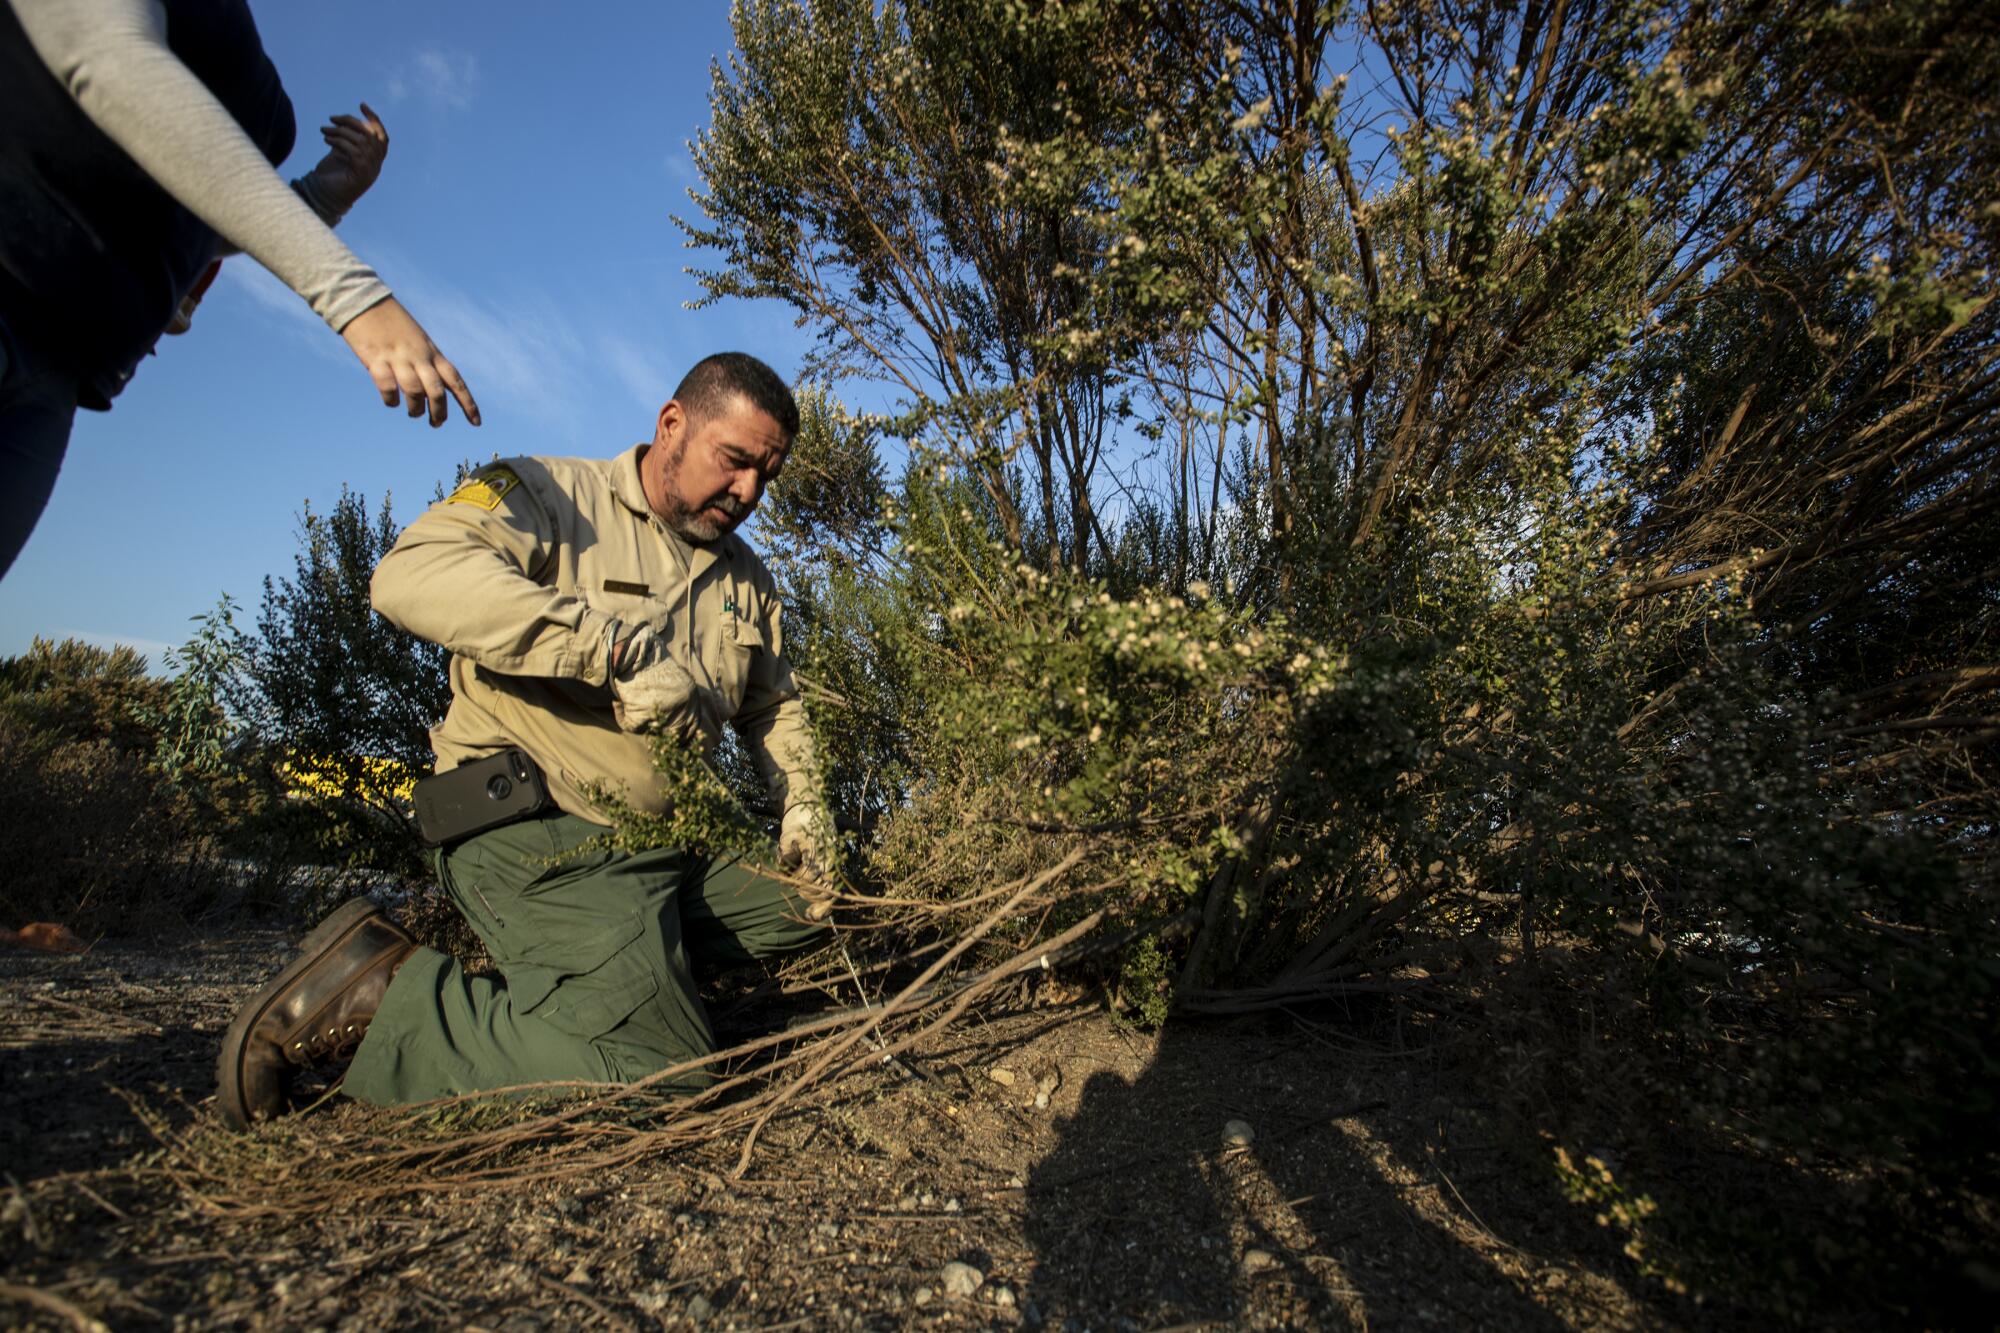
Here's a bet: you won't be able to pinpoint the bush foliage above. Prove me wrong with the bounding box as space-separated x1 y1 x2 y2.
0 640 213 933
683 0 2000 1315
0 491 457 939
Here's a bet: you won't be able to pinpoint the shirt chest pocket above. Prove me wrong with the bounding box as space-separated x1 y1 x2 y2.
712 612 762 711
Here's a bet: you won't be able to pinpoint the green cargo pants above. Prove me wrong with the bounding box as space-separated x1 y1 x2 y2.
343 810 825 1106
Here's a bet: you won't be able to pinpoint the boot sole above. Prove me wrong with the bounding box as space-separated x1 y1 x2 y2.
215 898 384 1130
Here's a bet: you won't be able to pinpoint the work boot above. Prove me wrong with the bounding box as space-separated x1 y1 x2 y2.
215 898 414 1129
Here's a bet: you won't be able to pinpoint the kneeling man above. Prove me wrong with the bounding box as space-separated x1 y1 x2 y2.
217 352 830 1126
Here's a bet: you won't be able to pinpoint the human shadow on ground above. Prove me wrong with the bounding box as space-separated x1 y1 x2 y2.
0 932 286 1181
0 1027 192 1181
1023 1011 1579 1331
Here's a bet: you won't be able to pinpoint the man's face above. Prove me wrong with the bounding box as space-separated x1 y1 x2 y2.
644 393 789 544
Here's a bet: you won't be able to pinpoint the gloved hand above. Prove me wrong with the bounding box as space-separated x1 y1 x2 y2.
779 802 838 921
609 623 723 747
778 801 834 872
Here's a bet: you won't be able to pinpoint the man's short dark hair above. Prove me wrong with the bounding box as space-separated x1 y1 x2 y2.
672 352 799 440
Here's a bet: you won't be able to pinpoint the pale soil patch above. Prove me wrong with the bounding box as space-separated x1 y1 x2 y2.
0 932 1677 1330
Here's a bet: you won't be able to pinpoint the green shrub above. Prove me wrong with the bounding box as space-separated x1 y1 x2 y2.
0 714 216 935
0 636 169 755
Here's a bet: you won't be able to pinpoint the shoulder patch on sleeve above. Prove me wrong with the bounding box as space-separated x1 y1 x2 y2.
446 466 521 511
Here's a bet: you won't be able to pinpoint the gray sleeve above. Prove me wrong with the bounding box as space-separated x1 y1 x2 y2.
9 0 393 332
214 181 345 260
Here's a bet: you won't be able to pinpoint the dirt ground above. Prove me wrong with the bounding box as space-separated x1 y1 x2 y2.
0 929 1686 1331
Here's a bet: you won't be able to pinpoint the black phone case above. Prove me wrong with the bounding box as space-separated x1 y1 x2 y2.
413 749 552 847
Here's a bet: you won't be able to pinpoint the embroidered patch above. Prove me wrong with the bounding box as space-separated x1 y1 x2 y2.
604 579 650 596
446 466 521 511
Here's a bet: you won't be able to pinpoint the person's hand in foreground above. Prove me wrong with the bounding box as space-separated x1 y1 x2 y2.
339 296 480 427
299 102 389 214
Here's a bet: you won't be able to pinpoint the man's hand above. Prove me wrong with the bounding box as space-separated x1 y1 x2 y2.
339 296 481 427
779 803 838 921
610 625 723 747
299 103 389 215
779 802 834 875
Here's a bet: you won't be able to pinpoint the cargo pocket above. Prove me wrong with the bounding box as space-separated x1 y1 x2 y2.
509 911 661 1041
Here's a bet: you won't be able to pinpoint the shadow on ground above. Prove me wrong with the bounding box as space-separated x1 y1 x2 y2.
0 933 1677 1331
1023 1011 1653 1330
0 932 284 1180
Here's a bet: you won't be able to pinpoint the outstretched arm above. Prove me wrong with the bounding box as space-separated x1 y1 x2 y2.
10 0 479 426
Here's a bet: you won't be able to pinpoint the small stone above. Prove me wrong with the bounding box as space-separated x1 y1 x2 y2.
1241 1248 1277 1275
563 1263 591 1286
1034 1091 1051 1110
1223 1119 1255 1147
1037 1071 1060 1095
686 1292 714 1326
988 1067 1017 1086
941 1260 984 1297
634 1288 672 1314
991 1284 1017 1308
913 1286 934 1307
1539 1268 1569 1291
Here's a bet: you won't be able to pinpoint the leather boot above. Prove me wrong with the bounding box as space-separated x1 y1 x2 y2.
216 898 415 1129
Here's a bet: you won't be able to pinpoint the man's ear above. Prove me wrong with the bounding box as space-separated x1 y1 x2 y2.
656 399 685 445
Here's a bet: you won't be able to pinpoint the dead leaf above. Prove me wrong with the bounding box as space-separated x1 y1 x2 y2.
2 923 86 954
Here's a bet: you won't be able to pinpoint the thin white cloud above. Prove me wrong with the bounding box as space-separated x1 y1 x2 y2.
387 47 479 110
47 630 179 668
216 259 314 328
211 260 350 365
413 290 589 428
215 222 701 443
364 250 601 431
598 333 670 416
214 239 597 430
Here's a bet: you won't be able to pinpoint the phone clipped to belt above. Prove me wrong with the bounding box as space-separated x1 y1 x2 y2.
413 749 553 847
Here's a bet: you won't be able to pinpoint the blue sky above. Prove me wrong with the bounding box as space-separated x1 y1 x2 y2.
0 0 817 663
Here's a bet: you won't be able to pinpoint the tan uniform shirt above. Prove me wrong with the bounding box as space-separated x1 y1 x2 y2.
371 445 817 826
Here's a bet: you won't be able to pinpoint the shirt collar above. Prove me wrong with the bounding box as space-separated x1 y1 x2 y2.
612 443 654 518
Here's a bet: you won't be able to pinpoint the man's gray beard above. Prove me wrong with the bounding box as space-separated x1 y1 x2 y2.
662 505 721 544
659 494 747 545
656 443 749 543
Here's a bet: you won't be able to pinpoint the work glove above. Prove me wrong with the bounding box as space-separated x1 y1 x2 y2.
778 801 835 873
608 623 723 748
779 802 838 921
